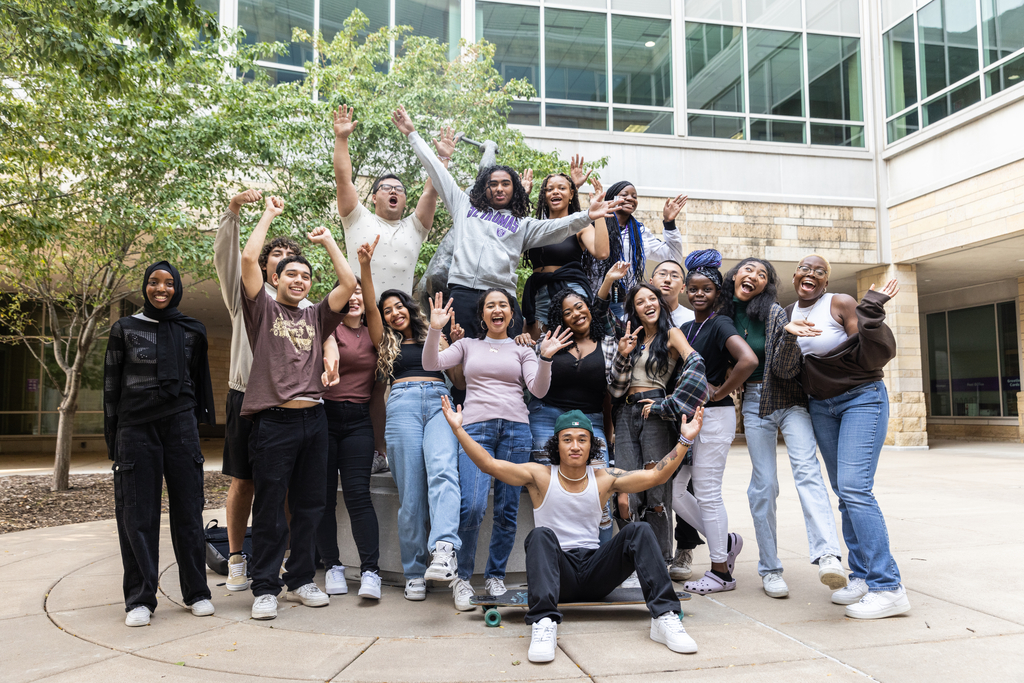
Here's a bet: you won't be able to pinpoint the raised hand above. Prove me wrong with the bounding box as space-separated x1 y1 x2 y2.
232 189 263 206
570 154 592 188
521 168 534 195
589 177 604 204
441 394 464 430
428 291 454 330
433 125 457 160
333 104 358 139
321 357 340 387
663 193 688 222
307 224 335 245
617 321 638 356
679 407 704 443
391 105 416 136
539 325 573 360
587 190 625 221
264 195 284 218
784 319 822 338
514 332 535 347
357 234 379 266
604 260 630 284
871 278 900 300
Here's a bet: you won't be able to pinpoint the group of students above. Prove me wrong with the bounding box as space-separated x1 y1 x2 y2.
102 103 909 663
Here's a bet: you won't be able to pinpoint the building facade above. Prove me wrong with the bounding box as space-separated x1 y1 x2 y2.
2 0 1022 448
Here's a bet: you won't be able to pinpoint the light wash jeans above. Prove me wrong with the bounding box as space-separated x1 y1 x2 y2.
457 418 532 580
528 398 614 546
671 405 735 563
741 383 842 576
385 381 462 580
809 381 902 591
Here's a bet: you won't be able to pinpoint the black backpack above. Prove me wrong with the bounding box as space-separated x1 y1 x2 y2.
204 519 252 576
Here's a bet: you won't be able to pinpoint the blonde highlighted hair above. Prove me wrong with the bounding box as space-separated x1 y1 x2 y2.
376 289 430 383
803 253 832 276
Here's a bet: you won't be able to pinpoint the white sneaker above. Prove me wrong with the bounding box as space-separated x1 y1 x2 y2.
251 594 278 620
817 554 848 590
762 571 789 598
287 583 330 607
831 577 869 605
484 577 507 596
620 571 641 589
424 541 458 581
325 565 348 595
450 577 476 611
405 578 427 601
528 617 558 663
125 605 151 627
669 548 693 582
359 571 382 600
189 599 215 617
226 554 250 591
845 586 911 619
650 612 697 654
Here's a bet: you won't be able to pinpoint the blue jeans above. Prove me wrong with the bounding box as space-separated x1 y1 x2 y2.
385 381 462 580
528 399 614 546
457 418 532 580
809 381 901 591
741 383 842 576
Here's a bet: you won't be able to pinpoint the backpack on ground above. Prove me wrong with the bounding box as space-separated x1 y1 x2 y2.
204 519 252 576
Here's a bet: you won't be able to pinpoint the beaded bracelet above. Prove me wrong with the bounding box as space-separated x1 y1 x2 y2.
678 434 694 446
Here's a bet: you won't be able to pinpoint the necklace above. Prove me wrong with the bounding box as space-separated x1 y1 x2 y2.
486 337 508 353
796 295 824 321
686 312 715 345
558 468 588 482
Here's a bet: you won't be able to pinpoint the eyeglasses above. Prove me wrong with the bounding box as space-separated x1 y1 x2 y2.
377 183 406 194
797 265 828 278
653 269 682 280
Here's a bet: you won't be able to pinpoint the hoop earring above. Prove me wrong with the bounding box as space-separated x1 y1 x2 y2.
480 320 487 330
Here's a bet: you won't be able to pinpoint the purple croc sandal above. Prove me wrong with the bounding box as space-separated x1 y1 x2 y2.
684 571 736 594
726 532 743 575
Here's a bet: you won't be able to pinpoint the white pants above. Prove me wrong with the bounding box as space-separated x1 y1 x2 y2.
671 406 736 563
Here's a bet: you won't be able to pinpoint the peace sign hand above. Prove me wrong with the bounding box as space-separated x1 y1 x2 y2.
617 321 638 356
428 291 454 330
539 325 574 360
321 357 340 387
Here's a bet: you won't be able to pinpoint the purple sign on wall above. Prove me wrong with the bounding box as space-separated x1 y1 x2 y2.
27 378 38 392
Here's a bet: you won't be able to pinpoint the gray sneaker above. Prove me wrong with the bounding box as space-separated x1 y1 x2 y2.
669 548 693 582
371 451 389 474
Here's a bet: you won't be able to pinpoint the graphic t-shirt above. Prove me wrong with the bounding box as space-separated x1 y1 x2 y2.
239 284 346 416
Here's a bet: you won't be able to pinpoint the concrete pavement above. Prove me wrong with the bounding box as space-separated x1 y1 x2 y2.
2 440 1023 682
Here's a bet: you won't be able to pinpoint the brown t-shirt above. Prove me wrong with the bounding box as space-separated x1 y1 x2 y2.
239 284 346 416
323 323 377 403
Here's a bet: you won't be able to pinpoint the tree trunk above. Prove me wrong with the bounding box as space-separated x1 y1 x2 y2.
51 375 81 492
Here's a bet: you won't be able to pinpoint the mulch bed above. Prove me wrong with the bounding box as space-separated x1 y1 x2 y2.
0 473 231 534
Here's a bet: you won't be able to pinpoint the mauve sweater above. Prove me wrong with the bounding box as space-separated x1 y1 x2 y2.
422 327 551 425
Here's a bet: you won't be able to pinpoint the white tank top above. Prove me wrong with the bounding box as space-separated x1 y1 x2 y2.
794 293 849 356
533 466 602 550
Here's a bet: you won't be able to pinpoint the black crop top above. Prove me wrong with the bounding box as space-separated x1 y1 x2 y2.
393 343 445 382
542 345 607 414
526 234 585 269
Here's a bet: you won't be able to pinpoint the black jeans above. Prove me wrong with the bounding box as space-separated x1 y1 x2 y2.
446 284 525 406
249 405 328 597
524 523 680 625
113 410 210 613
316 400 379 573
674 479 705 551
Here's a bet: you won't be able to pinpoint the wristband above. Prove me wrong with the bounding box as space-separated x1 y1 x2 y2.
539 355 553 362
663 220 677 231
678 434 694 446
438 155 451 161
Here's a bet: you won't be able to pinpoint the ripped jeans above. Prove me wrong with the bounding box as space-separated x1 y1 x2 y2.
613 400 676 561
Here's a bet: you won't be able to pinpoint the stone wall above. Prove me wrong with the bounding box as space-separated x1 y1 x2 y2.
927 421 1021 442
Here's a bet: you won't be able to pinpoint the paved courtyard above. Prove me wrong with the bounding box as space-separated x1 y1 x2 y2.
2 440 1023 683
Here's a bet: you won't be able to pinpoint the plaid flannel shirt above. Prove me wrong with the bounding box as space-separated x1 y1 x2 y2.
608 348 709 421
754 303 807 418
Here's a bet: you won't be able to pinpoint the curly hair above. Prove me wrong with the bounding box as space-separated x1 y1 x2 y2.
546 288 603 344
376 289 430 382
468 165 532 218
474 288 517 340
624 283 674 381
541 433 606 466
718 257 779 322
259 236 302 282
534 173 580 219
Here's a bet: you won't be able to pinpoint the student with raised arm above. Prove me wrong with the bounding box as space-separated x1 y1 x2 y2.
442 398 704 663
239 195 356 621
392 104 623 339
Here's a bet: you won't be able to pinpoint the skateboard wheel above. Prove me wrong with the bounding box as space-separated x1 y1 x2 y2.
484 609 502 627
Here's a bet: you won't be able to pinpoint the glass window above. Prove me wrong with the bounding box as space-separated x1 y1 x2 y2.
808 35 863 120
810 122 865 145
748 29 803 116
947 305 1001 416
509 101 541 125
396 0 460 59
745 0 802 29
0 414 38 436
987 51 1024 94
611 16 672 107
982 0 1024 65
555 0 607 8
918 0 980 98
238 0 315 67
686 0 744 22
750 118 805 141
926 312 951 415
545 103 608 129
320 1 388 43
0 342 40 412
478 2 540 89
688 113 745 138
686 23 744 112
613 108 674 134
545 9 607 103
887 108 920 141
923 76 982 123
612 0 671 13
884 16 918 116
806 0 861 34
997 301 1020 417
238 66 307 85
883 0 916 29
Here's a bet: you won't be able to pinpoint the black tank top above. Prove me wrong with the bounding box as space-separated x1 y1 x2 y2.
526 234 585 268
393 343 445 382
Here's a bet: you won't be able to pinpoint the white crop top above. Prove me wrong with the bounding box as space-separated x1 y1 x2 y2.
533 466 602 550
794 293 849 357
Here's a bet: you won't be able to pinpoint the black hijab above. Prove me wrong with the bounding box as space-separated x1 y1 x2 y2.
594 180 645 300
142 261 215 425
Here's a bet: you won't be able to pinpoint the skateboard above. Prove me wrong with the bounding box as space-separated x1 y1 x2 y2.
470 587 692 627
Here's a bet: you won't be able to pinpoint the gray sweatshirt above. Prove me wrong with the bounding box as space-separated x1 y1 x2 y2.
407 131 592 293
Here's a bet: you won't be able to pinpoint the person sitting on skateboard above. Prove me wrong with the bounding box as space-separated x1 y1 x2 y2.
441 398 704 663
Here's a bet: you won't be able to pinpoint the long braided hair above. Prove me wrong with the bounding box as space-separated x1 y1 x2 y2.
468 165 532 218
683 249 724 292
593 181 645 300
